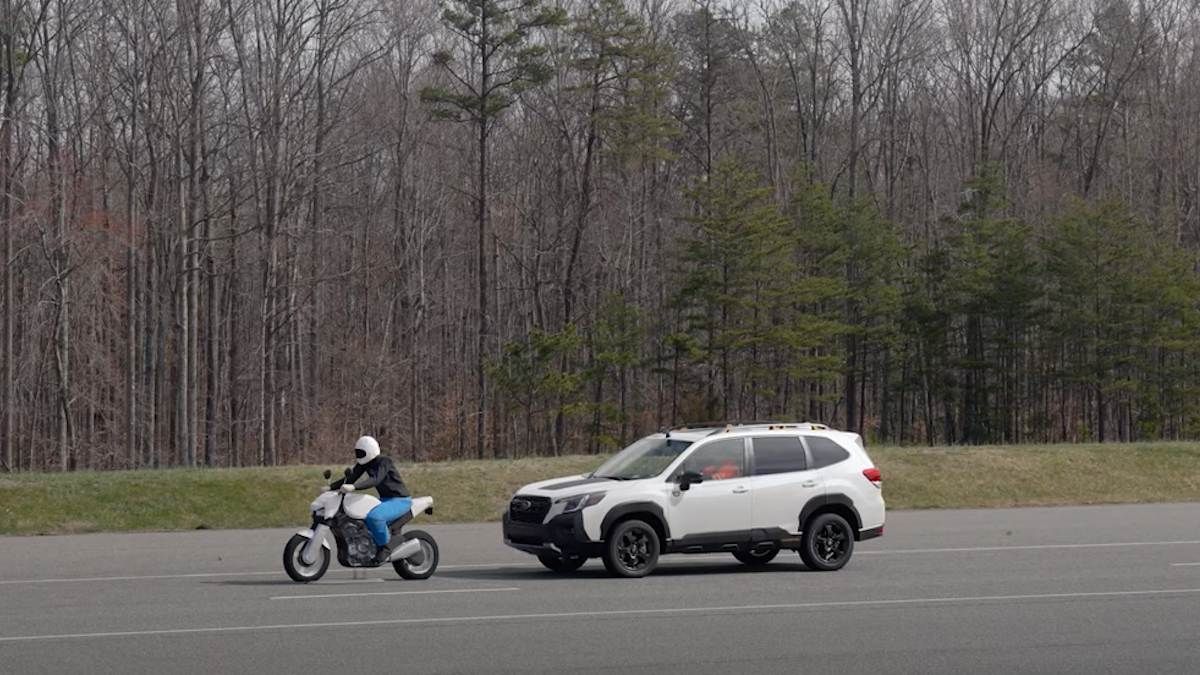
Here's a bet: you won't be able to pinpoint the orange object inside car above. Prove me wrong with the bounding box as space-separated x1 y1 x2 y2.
702 460 741 480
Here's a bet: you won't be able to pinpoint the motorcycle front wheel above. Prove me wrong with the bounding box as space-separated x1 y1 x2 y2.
283 533 331 583
393 530 439 580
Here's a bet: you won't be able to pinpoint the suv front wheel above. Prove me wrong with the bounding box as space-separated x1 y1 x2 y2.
799 512 855 571
602 519 660 578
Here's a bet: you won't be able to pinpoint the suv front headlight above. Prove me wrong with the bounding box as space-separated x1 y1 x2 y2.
556 491 606 514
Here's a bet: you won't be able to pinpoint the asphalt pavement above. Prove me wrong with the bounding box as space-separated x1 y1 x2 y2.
2 502 1199 674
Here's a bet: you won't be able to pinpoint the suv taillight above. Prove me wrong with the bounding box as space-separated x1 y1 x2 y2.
863 467 882 487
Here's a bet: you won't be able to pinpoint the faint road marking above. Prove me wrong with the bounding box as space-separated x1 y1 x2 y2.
859 540 1200 555
3 540 1199 586
3 587 1199 643
0 563 539 586
270 586 520 601
0 571 281 585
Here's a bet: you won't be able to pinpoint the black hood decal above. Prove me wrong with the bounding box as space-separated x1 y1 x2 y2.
540 476 610 491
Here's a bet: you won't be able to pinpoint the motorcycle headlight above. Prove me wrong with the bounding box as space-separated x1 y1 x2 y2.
556 491 606 514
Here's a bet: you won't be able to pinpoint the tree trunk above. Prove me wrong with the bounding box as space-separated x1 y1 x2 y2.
176 145 192 466
45 53 73 471
227 181 240 466
125 128 138 467
202 137 217 467
475 18 491 460
1 0 15 472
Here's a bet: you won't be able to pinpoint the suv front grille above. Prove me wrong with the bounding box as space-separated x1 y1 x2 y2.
508 495 551 523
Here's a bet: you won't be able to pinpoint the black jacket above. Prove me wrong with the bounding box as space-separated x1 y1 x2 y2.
334 456 410 499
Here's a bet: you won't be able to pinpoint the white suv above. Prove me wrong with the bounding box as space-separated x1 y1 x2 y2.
502 422 884 577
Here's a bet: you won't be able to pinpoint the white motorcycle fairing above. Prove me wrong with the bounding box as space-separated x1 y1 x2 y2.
309 490 342 517
311 490 430 521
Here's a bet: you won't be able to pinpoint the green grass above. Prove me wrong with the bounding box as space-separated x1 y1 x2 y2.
1 443 1198 536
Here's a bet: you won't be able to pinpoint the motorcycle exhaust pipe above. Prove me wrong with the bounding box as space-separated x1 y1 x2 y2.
389 538 424 563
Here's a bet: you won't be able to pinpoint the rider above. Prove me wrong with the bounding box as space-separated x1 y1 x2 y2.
334 435 412 565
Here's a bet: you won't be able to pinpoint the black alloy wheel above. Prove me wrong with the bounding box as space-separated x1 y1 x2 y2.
602 519 660 578
799 512 854 571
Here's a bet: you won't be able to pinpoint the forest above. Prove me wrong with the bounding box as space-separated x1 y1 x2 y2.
2 0 1200 471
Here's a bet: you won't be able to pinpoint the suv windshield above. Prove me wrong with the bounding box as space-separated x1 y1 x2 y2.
591 436 693 480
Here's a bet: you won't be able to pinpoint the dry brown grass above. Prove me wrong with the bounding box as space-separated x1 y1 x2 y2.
1 443 1197 536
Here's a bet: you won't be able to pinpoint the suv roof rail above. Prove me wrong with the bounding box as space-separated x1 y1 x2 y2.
670 420 834 435
672 420 789 430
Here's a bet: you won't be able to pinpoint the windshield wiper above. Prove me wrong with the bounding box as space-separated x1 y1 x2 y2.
592 474 632 481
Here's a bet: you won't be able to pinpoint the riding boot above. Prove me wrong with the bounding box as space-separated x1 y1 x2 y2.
372 543 393 566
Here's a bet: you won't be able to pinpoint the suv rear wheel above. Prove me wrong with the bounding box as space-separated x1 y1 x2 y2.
799 512 854 571
537 553 587 573
602 519 660 578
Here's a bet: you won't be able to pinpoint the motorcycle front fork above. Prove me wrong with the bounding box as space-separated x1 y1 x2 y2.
301 523 331 566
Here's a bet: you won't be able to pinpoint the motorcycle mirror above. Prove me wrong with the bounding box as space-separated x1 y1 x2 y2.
322 469 332 480
344 467 353 478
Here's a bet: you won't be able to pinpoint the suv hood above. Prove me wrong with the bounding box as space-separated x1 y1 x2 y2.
515 474 617 496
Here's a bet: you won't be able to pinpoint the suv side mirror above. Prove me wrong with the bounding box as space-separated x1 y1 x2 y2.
322 469 332 480
678 470 704 491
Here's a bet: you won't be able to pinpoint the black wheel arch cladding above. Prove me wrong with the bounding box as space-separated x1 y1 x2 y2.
799 493 862 534
600 502 671 542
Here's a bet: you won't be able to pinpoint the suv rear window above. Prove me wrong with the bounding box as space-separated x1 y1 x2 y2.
751 436 807 475
804 436 850 468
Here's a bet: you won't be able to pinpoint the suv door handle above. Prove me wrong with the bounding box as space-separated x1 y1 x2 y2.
732 486 749 494
801 480 818 488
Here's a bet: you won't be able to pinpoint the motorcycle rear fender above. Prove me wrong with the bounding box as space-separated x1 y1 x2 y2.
410 496 434 517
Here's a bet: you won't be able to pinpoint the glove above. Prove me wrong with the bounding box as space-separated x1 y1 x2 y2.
340 483 356 493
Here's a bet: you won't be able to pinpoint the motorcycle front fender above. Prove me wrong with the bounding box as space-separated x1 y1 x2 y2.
296 525 332 566
294 527 333 547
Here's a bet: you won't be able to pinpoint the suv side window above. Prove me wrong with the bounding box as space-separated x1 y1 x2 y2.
679 439 745 481
804 436 850 469
751 436 807 475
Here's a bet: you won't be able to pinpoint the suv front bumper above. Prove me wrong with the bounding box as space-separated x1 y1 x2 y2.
502 510 602 557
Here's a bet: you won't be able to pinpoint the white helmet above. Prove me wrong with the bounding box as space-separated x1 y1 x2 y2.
354 435 380 465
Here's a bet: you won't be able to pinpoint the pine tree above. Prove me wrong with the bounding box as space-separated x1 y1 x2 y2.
837 200 904 439
1042 199 1200 442
586 293 643 450
488 326 583 457
945 167 1039 443
783 175 855 422
421 0 567 459
673 160 791 421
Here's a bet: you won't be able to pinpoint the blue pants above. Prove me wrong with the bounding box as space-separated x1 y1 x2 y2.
365 497 413 546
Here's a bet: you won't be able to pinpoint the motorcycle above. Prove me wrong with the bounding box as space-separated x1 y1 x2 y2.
283 468 439 583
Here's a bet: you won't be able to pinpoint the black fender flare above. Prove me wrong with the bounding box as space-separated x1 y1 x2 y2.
600 502 671 542
798 493 862 533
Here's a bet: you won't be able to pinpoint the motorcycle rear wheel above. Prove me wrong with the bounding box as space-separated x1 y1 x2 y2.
283 533 331 583
393 530 439 580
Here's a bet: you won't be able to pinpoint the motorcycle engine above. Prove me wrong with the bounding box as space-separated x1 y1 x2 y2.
338 520 376 566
